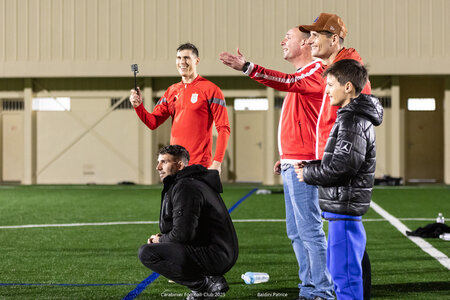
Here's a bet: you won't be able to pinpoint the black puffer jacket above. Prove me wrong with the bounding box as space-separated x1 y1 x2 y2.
303 94 383 216
158 165 238 274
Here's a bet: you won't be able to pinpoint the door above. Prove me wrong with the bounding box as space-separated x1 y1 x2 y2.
235 111 264 182
2 112 24 182
402 77 444 183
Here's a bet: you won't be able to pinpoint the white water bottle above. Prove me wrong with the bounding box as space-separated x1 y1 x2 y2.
241 272 270 284
439 233 450 241
436 213 445 224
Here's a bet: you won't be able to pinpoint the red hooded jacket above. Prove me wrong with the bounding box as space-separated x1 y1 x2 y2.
316 48 372 159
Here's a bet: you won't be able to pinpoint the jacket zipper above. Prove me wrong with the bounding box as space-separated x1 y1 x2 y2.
298 121 304 146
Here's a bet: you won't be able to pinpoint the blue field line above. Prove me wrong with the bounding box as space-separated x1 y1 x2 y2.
122 272 160 300
0 283 136 287
227 188 258 214
121 188 258 300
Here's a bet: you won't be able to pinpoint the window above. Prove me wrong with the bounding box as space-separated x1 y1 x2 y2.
32 97 70 111
111 97 133 110
2 99 24 111
407 98 436 111
234 98 268 111
379 96 391 108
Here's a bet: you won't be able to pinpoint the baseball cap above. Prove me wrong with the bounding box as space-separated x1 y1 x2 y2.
299 13 347 39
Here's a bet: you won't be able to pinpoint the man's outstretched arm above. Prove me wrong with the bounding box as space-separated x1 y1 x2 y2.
220 48 324 94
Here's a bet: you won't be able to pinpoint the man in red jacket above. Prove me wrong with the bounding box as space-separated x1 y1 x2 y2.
299 13 372 159
220 27 334 300
130 43 230 174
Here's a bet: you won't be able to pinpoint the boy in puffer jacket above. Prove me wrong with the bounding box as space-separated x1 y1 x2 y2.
295 59 383 300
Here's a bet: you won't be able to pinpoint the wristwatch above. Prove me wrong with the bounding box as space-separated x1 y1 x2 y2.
243 61 250 73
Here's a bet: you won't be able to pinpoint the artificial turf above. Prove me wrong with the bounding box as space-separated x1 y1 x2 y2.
0 185 449 299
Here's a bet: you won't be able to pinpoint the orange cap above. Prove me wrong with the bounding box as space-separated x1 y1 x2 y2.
299 13 347 39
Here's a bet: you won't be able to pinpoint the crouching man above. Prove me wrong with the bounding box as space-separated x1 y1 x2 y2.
139 145 238 300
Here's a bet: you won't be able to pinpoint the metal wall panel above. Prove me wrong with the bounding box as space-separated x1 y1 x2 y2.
0 0 448 77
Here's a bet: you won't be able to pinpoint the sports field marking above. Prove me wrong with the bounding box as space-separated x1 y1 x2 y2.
0 218 436 229
122 273 160 300
0 185 162 190
0 283 136 287
228 188 259 213
0 221 159 229
371 201 450 270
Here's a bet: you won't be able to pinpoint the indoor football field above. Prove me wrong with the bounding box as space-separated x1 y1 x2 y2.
0 185 449 299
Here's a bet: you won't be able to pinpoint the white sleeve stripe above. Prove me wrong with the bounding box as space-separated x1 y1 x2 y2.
253 62 321 84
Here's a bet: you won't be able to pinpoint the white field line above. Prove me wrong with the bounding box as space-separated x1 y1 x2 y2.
0 218 435 229
371 201 450 270
0 221 159 229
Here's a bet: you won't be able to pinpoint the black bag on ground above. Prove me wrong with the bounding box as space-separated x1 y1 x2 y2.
406 223 450 238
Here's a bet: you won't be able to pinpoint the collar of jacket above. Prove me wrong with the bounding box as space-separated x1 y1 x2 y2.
162 164 223 193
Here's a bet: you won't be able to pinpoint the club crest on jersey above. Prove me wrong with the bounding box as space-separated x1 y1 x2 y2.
341 141 352 153
191 93 198 103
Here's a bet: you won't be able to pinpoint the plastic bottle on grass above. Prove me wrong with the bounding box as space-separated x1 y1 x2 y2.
256 189 271 195
436 213 445 224
241 272 269 284
439 233 450 241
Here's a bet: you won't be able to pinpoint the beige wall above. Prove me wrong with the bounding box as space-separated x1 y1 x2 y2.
0 79 267 184
373 106 389 179
36 101 139 184
445 78 450 184
0 97 143 184
0 0 449 185
0 91 170 184
2 76 450 185
0 0 449 77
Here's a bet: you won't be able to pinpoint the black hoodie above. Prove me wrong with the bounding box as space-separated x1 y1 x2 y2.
158 165 238 274
303 94 384 216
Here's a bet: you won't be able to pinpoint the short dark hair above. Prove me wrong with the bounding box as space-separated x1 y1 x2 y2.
320 31 344 46
299 30 311 40
176 43 199 57
323 59 368 94
158 145 190 165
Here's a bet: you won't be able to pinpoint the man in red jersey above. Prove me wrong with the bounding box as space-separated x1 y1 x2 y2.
299 13 372 300
220 27 334 300
130 43 230 174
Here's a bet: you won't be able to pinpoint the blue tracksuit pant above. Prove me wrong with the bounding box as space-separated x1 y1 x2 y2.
323 212 366 300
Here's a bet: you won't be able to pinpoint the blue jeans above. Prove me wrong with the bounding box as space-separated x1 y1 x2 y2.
324 212 366 300
282 166 334 299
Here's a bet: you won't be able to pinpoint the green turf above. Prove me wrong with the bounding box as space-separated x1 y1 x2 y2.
0 185 449 299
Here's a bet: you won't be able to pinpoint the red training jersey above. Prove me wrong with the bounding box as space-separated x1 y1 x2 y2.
134 75 230 167
245 59 325 161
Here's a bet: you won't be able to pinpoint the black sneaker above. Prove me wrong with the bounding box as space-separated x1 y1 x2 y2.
205 276 229 295
186 276 229 300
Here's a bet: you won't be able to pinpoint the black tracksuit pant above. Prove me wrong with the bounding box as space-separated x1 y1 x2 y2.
139 242 231 290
